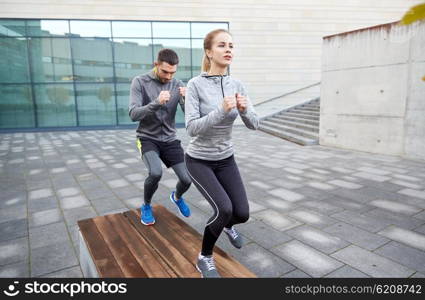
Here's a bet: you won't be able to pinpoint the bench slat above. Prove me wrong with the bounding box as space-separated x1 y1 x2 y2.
78 219 124 277
105 214 177 278
154 205 256 278
93 215 148 277
124 210 200 278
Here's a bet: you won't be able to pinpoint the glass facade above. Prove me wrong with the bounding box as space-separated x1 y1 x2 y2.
0 19 228 130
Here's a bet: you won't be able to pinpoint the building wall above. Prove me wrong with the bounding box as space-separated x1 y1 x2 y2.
320 21 425 160
0 0 422 104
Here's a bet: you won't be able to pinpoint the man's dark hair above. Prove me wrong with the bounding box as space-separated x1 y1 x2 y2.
157 48 179 65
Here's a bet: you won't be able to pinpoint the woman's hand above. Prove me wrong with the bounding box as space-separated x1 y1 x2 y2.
236 93 247 112
222 96 236 112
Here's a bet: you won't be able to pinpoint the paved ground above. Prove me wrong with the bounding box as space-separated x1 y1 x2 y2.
1 127 425 278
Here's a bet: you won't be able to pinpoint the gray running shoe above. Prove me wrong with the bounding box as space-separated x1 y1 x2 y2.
196 254 220 278
223 226 243 249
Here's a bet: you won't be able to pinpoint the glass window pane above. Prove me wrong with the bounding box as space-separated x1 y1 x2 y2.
71 38 113 82
152 22 190 38
76 83 116 126
112 21 151 38
29 38 73 82
116 83 132 125
27 20 69 37
113 38 153 83
153 39 191 81
0 84 35 128
191 22 228 38
0 20 26 37
191 39 203 75
0 37 30 83
70 21 111 37
34 84 76 127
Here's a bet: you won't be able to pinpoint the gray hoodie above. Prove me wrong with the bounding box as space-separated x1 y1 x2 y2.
185 72 259 161
128 70 184 142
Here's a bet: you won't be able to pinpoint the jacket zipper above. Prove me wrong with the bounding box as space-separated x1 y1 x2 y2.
220 76 225 98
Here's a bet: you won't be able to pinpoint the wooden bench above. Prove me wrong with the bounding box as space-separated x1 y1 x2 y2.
77 205 256 278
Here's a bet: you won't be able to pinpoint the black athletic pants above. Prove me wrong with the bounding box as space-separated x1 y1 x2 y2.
185 154 249 256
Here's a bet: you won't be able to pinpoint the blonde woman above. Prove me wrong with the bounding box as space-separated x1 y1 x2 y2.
185 29 259 278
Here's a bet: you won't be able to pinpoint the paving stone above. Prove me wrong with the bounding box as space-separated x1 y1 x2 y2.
125 173 144 182
124 197 143 209
29 208 63 228
63 206 97 227
308 182 336 191
357 167 391 176
369 199 422 216
331 210 392 233
411 272 425 278
28 196 58 213
391 180 423 190
0 261 29 277
398 189 425 200
31 240 78 277
0 204 27 223
285 225 350 254
298 200 344 215
287 209 338 229
331 245 415 278
378 226 425 251
29 222 71 249
41 266 83 278
271 240 343 277
353 172 390 182
325 265 369 278
328 180 362 189
263 198 297 213
0 237 28 266
364 208 424 231
107 179 130 189
253 210 303 231
374 241 425 273
91 197 126 215
238 220 293 249
57 187 81 198
248 200 267 213
267 188 304 202
414 224 425 234
60 195 90 210
83 187 115 201
392 174 422 182
323 222 389 251
29 188 53 200
281 269 311 278
0 219 28 242
249 181 272 190
325 196 373 213
227 243 296 277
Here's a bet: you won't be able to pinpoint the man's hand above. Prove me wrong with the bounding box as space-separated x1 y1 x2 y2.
222 96 236 112
236 93 247 112
158 91 170 105
179 87 186 97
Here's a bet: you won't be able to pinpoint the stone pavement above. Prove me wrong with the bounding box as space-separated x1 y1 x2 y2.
1 127 425 278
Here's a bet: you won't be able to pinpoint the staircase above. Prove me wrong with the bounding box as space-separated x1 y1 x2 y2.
259 98 320 146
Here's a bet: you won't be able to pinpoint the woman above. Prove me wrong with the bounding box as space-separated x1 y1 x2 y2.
185 29 259 278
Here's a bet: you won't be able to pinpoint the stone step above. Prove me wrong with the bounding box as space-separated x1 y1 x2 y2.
290 108 320 116
296 107 320 112
259 124 318 146
273 115 319 127
265 117 319 133
283 112 320 121
260 120 319 140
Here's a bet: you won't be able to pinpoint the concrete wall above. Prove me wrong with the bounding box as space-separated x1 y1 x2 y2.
0 0 422 104
320 21 425 160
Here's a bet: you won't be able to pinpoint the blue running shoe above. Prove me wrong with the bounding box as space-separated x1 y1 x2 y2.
170 191 191 217
141 204 155 225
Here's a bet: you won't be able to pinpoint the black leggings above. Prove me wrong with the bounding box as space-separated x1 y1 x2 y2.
185 154 249 256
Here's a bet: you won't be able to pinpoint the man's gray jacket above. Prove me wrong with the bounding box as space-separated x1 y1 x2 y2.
129 70 184 142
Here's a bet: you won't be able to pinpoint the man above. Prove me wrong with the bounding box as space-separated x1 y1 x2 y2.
129 48 191 225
